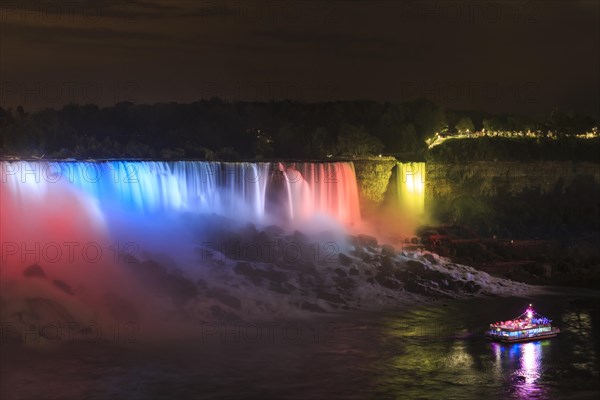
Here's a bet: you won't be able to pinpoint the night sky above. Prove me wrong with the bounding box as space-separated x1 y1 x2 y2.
1 0 598 117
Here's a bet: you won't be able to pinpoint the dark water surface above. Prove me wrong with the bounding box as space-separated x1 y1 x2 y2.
2 289 599 400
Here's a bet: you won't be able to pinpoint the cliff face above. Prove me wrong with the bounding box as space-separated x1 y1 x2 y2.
352 160 600 287
352 158 396 209
425 161 600 199
352 159 600 236
424 161 600 237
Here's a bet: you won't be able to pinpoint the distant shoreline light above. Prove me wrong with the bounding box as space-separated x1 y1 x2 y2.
426 127 599 149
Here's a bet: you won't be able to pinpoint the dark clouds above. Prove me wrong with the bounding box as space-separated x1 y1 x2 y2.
2 22 169 43
1 0 598 117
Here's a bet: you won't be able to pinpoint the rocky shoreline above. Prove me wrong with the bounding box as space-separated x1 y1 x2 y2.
1 221 532 347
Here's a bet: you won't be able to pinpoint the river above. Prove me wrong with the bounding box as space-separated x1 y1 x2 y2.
2 289 598 400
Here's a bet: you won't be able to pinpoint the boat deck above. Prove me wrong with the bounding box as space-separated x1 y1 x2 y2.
485 304 560 343
485 328 560 343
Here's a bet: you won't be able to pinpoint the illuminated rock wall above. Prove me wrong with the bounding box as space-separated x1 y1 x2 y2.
425 161 600 199
424 161 600 235
352 158 396 209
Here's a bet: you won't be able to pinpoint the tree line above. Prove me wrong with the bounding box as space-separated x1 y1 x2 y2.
0 98 596 160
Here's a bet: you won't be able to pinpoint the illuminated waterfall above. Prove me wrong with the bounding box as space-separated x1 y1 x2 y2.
1 160 361 227
1 160 363 273
279 162 361 226
395 162 426 217
14 161 271 218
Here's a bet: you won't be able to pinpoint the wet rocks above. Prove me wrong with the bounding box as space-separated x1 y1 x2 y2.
235 262 283 283
23 264 46 279
334 268 347 277
374 272 402 289
405 260 427 274
109 221 528 321
127 259 197 307
423 253 438 264
231 262 256 282
381 244 396 258
267 281 294 295
25 298 76 324
264 225 285 236
335 276 356 291
338 253 353 266
210 305 240 321
316 290 344 304
300 302 326 313
208 288 242 310
463 281 482 293
356 234 378 248
52 279 74 295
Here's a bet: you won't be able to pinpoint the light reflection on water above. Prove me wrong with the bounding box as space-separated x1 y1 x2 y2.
520 342 541 385
1 296 598 400
377 297 599 400
492 341 548 399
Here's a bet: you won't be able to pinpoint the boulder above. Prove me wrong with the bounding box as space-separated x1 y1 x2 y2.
52 279 74 295
23 264 46 279
210 305 240 321
463 281 481 293
334 268 347 277
317 290 345 304
300 302 326 313
208 289 242 310
338 253 353 266
356 234 378 247
423 253 438 264
233 262 288 286
374 272 402 289
381 244 396 258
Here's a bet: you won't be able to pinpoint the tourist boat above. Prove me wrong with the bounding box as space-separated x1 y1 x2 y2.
485 304 560 343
